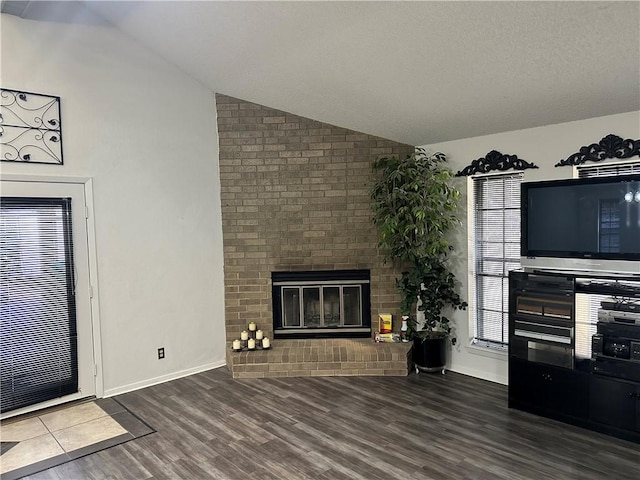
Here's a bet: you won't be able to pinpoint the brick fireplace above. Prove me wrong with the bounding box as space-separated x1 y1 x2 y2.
216 94 414 375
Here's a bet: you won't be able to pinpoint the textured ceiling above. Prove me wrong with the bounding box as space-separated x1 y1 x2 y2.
5 1 640 145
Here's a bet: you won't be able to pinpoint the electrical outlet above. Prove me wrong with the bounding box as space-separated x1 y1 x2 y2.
158 347 165 359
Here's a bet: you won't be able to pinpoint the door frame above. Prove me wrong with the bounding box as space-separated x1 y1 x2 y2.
0 173 104 418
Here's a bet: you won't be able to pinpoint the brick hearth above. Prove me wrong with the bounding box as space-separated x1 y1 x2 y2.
226 339 412 378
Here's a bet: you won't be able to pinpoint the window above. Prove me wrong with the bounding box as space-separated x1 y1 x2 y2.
577 161 640 178
470 161 638 351
472 173 523 348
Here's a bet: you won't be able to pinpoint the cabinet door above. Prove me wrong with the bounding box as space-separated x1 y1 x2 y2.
509 359 589 419
545 365 589 418
590 376 639 432
509 358 543 408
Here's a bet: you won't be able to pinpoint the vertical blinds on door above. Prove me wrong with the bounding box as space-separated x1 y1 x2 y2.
0 197 78 413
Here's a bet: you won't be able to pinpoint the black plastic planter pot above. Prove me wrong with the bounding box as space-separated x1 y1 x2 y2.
412 336 447 374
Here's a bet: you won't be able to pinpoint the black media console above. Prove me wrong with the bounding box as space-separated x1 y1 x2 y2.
508 269 640 444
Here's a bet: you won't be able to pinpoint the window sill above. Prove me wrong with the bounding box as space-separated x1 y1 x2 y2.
465 342 508 361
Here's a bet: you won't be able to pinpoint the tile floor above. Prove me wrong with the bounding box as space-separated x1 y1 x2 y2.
0 398 154 480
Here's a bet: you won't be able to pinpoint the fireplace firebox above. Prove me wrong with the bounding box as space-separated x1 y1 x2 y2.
272 270 371 339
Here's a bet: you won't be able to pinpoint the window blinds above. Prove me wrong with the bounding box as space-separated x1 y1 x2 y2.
578 161 640 178
473 173 523 346
0 197 78 413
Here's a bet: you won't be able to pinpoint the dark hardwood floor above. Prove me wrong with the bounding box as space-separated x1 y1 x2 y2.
24 368 639 479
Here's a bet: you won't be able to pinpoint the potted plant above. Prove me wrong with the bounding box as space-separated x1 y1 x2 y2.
370 148 467 373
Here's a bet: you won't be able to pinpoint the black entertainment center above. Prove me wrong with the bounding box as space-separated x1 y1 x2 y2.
508 173 640 443
508 270 640 443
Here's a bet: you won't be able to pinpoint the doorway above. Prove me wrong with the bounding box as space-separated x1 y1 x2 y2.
1 179 99 418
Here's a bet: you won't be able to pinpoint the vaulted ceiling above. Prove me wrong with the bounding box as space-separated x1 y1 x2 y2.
3 1 639 145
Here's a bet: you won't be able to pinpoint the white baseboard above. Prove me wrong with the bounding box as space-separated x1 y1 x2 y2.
448 364 508 385
103 360 227 397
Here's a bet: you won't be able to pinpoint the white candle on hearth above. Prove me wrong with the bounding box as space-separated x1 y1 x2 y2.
256 329 263 340
262 337 270 349
248 322 257 331
240 330 249 341
232 339 241 350
248 338 256 349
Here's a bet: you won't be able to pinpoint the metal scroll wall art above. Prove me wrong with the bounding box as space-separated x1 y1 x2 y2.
455 150 538 177
555 134 640 167
0 88 63 165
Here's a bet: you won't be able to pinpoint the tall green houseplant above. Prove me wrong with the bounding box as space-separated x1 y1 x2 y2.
370 148 467 341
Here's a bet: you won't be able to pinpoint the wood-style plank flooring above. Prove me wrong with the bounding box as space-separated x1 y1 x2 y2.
23 368 640 479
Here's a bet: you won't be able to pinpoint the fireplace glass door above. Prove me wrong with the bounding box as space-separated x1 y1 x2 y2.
272 270 371 338
323 287 340 327
283 286 362 329
343 286 361 326
304 288 321 327
282 288 300 327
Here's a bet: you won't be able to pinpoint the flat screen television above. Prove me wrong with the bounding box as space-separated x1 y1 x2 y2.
521 174 640 276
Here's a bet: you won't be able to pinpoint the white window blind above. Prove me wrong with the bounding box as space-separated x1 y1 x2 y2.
578 161 640 178
472 173 523 347
0 197 78 413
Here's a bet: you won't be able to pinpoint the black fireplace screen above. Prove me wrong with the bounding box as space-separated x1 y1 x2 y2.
272 270 371 338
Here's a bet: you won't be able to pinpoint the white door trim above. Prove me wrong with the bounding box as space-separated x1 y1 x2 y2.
0 174 104 418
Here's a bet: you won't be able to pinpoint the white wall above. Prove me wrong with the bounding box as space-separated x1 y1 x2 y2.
3 13 638 391
421 111 640 384
1 14 227 395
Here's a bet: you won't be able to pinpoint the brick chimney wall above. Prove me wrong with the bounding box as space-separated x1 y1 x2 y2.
215 94 415 342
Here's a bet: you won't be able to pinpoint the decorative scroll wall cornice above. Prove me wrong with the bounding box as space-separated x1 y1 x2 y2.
0 88 63 165
455 150 538 177
555 134 640 167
